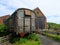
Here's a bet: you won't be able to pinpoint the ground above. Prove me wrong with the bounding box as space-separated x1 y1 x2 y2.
38 34 60 45
0 34 60 45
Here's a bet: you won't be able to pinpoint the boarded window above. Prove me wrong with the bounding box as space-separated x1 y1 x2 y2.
25 10 31 15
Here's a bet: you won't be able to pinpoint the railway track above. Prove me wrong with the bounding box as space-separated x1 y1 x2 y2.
0 34 13 45
0 35 9 45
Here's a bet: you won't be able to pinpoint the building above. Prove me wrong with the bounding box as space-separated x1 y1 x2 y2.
34 7 46 29
0 7 46 29
0 15 10 24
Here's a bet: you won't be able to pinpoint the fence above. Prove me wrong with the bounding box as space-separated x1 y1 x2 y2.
37 29 60 35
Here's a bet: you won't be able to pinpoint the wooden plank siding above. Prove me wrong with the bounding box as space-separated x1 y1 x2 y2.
34 7 46 29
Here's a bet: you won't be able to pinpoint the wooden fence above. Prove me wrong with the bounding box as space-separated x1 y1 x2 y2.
37 29 60 35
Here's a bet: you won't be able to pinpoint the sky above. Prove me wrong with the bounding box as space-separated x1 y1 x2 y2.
0 0 60 24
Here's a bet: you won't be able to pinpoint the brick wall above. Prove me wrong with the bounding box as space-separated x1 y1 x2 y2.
0 15 10 24
34 7 47 29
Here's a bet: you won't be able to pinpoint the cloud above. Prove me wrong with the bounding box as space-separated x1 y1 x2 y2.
0 0 60 24
0 0 29 9
0 4 13 16
0 0 29 16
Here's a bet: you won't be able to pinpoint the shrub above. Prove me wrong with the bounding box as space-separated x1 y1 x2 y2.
19 38 27 43
0 24 8 36
14 33 42 45
26 33 40 41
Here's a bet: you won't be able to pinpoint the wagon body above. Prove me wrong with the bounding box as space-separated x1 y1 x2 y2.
5 8 36 36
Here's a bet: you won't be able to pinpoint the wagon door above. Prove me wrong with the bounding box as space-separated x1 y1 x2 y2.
25 16 31 33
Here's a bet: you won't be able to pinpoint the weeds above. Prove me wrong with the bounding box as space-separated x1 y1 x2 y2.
14 33 42 45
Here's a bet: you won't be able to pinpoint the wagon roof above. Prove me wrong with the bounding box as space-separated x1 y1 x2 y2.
16 8 36 14
5 8 36 21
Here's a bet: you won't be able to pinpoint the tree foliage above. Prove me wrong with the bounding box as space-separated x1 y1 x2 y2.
0 24 7 32
0 24 8 36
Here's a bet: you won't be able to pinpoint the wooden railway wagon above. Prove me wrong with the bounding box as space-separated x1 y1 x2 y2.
5 8 36 37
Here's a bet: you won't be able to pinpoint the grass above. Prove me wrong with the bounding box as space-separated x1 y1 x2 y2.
14 39 41 45
14 33 42 45
0 37 2 42
47 34 60 42
41 32 60 42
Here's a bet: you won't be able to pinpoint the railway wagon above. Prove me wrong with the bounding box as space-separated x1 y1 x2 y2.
5 8 36 37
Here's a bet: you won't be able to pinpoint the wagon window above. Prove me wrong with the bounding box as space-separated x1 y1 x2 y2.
18 10 24 18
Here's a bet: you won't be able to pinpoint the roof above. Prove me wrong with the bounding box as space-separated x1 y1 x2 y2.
0 15 10 18
0 15 10 24
34 7 46 18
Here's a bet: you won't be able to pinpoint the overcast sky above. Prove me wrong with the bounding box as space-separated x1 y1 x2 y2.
0 0 60 24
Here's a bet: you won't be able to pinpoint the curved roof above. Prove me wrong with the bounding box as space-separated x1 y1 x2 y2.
15 8 36 14
6 8 36 20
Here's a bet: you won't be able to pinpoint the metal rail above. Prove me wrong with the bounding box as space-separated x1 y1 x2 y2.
0 35 10 45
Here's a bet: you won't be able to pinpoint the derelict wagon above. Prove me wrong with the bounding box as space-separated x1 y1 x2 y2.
5 8 36 36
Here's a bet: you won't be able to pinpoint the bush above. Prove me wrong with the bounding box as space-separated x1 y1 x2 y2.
14 33 42 45
19 38 27 43
41 32 46 36
26 33 40 41
0 24 8 36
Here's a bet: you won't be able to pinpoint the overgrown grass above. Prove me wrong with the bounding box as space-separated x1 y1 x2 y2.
41 32 60 42
14 33 42 45
0 37 2 42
